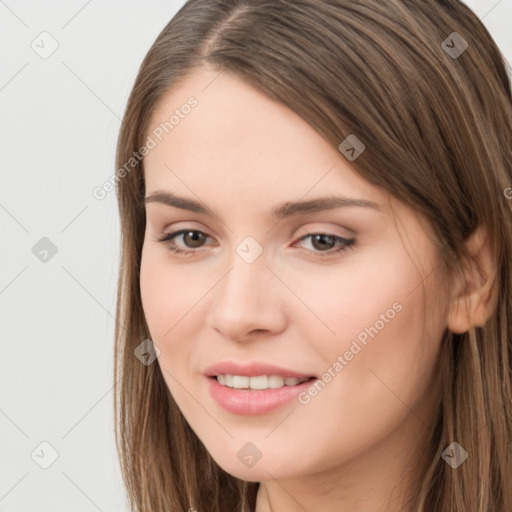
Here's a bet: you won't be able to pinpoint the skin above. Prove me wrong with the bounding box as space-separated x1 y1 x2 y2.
139 66 493 512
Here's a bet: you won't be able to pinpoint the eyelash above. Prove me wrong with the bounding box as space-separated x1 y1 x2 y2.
154 229 356 258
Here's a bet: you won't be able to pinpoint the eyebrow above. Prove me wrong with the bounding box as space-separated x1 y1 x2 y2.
144 190 381 218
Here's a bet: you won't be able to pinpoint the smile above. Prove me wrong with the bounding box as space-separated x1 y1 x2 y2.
207 375 317 415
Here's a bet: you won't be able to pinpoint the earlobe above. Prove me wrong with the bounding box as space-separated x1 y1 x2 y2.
447 225 498 334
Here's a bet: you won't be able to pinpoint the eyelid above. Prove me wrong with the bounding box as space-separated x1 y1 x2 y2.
156 220 354 240
294 223 356 239
154 223 352 244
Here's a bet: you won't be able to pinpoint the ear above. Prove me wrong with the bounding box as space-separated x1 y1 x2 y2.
447 225 498 334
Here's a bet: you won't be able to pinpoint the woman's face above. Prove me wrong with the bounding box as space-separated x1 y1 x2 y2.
140 66 449 485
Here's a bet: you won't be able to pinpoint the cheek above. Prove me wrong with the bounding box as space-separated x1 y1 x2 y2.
269 275 443 475
294 248 443 417
316 262 443 422
139 245 207 341
139 247 202 407
280 251 416 349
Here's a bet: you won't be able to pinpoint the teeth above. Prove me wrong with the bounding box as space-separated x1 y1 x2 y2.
216 374 309 390
232 375 249 388
268 375 285 388
249 375 268 389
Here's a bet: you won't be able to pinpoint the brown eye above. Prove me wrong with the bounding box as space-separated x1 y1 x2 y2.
293 232 356 257
155 229 212 255
309 234 336 251
179 231 207 248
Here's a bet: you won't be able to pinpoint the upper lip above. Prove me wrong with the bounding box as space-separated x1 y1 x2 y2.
204 361 316 379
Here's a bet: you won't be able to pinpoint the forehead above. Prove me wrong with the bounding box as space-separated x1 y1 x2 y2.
143 67 387 213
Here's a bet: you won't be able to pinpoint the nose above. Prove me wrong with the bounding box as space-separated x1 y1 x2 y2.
205 248 287 343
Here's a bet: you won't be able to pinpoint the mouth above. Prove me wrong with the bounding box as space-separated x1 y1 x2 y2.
203 361 318 414
206 372 318 415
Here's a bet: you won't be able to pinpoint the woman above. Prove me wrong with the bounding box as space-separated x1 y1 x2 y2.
113 1 512 510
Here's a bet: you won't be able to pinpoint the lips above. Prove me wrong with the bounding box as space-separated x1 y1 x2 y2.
203 361 318 415
207 375 317 415
203 361 316 380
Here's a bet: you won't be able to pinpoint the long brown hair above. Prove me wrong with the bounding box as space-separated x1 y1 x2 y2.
113 1 512 510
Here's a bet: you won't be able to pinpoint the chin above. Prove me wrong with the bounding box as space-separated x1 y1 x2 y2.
208 448 298 482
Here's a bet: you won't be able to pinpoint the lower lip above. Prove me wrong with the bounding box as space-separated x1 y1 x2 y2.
207 376 316 415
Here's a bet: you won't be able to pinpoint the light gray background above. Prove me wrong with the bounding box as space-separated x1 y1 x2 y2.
0 1 510 511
